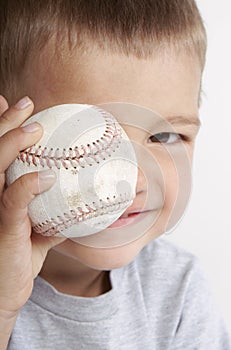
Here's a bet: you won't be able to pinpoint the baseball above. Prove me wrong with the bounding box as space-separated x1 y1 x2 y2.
6 104 138 238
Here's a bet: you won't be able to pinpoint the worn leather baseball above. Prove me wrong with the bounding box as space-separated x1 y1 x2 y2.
6 104 138 238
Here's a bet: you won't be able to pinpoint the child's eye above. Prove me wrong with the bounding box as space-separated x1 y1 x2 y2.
148 132 183 144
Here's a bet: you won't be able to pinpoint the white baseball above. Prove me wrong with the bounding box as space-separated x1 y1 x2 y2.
6 104 138 238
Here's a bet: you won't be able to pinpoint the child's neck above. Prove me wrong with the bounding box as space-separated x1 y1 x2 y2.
39 249 111 298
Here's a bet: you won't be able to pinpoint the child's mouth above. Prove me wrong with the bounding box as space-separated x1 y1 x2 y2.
108 211 150 229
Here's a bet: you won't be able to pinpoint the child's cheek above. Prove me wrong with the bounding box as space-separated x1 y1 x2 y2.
152 143 192 233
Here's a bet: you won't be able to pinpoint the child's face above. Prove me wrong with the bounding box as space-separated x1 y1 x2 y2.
18 46 201 270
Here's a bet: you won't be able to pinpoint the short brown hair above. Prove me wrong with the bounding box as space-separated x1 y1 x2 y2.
0 0 207 97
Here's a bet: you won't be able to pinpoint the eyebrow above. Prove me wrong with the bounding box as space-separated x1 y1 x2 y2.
166 115 201 128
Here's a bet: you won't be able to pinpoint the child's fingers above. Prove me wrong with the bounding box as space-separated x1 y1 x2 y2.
0 170 56 233
0 95 9 115
0 123 43 176
0 96 34 137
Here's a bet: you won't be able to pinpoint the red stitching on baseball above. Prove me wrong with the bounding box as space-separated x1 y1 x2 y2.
18 107 123 170
33 196 132 236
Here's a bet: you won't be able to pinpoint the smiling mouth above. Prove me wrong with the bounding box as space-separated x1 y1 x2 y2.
108 210 152 229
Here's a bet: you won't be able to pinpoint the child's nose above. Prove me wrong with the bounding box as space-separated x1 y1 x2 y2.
136 168 147 195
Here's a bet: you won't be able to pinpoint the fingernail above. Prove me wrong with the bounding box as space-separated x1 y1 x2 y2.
22 122 41 133
38 170 56 192
38 169 56 182
15 96 32 110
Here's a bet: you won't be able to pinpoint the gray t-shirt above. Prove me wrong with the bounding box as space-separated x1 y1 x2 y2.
8 237 231 349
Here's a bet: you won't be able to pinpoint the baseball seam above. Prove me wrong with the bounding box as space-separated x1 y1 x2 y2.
18 108 123 170
33 195 132 236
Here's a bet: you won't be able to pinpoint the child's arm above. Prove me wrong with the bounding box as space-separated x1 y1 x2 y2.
0 311 19 350
0 96 65 350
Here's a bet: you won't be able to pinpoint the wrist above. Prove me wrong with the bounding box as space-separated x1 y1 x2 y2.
0 308 19 322
0 309 19 350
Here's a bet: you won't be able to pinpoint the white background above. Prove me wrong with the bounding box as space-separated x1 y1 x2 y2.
167 0 231 333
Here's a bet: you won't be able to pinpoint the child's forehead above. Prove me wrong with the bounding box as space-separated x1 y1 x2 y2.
25 46 201 117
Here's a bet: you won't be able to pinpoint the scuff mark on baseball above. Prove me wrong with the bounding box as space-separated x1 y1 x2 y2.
6 104 138 238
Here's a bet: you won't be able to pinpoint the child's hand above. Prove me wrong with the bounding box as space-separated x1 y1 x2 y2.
0 96 66 319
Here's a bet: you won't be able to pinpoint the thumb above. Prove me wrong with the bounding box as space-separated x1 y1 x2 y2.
31 233 67 278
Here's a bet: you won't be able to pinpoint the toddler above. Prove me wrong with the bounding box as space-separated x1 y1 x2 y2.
0 1 230 349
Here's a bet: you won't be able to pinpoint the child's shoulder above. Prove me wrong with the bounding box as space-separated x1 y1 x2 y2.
130 236 206 294
136 236 199 269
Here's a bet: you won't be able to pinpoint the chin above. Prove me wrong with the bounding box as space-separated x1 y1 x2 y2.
84 252 138 271
55 236 146 271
